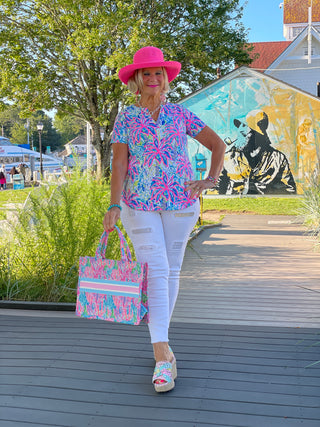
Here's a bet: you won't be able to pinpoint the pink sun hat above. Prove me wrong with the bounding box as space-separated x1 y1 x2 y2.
118 46 181 85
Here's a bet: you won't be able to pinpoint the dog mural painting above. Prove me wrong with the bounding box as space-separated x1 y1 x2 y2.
219 110 296 195
181 67 320 195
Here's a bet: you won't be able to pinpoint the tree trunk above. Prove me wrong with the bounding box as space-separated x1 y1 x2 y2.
91 121 112 181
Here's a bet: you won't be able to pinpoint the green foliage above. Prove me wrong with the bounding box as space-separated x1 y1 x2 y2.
0 187 34 219
10 122 27 145
0 105 21 137
53 114 86 146
0 188 32 206
0 170 126 302
0 105 62 151
203 196 304 216
299 175 320 249
0 0 251 178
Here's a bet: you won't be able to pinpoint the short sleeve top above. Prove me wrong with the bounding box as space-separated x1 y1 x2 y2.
111 103 206 211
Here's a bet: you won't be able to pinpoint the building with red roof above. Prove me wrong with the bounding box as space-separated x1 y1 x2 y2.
249 41 292 71
247 0 320 96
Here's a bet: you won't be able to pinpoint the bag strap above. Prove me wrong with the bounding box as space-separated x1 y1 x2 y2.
96 225 132 262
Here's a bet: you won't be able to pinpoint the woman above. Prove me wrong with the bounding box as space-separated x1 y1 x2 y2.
103 46 225 392
0 164 6 190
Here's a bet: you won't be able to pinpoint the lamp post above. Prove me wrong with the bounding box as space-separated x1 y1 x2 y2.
24 119 31 148
86 122 91 173
37 122 44 176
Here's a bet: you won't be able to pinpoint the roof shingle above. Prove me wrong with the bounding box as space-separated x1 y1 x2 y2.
248 41 292 71
284 0 320 24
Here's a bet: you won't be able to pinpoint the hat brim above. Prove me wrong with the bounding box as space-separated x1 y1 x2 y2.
118 60 181 85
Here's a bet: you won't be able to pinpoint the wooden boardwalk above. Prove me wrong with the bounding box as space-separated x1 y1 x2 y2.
177 214 320 327
1 214 320 426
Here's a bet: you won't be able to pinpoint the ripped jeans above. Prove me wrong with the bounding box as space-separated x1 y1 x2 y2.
120 200 200 343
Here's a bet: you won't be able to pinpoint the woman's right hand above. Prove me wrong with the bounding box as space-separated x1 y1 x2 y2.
103 207 121 232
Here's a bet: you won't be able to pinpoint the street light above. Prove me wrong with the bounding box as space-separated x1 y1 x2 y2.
24 119 31 148
37 122 44 176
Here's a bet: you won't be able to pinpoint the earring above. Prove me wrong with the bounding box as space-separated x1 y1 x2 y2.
160 92 166 104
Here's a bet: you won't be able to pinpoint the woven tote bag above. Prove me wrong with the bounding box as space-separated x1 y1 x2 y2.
76 226 148 325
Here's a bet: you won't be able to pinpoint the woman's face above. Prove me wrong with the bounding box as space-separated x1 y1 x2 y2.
141 67 164 97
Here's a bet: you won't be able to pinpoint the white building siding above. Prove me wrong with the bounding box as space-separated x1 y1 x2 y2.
284 23 320 41
266 58 320 96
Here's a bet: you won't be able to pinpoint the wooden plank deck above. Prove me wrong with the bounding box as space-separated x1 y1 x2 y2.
177 214 320 327
1 316 320 426
1 214 320 426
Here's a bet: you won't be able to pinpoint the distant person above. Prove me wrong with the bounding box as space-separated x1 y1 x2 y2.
9 166 19 176
0 164 6 190
18 163 27 180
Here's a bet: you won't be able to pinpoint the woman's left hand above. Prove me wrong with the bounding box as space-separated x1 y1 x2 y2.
185 179 216 198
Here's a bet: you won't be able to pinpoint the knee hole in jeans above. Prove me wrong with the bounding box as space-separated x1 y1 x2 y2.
132 227 153 234
138 244 155 251
172 241 184 250
174 212 195 217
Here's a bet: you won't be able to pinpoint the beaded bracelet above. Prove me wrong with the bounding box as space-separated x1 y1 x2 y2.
107 203 122 211
206 176 219 187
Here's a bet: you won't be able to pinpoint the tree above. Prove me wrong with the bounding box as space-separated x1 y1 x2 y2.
0 0 252 179
10 122 27 146
53 114 86 146
0 105 21 138
0 105 62 151
30 111 62 153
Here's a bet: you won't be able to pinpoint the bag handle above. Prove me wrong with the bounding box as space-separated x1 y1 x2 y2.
96 225 132 262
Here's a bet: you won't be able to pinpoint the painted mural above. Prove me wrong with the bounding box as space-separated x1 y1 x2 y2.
181 68 320 194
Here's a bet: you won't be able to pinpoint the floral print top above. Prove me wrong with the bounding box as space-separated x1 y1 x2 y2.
111 103 206 211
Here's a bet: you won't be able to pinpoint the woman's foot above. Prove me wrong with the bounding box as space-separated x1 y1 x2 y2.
152 343 177 392
169 347 177 379
152 361 175 392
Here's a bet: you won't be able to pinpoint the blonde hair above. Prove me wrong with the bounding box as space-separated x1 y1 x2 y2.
127 67 170 94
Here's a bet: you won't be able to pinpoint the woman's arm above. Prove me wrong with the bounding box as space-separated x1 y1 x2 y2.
103 143 128 231
195 126 226 179
185 126 226 198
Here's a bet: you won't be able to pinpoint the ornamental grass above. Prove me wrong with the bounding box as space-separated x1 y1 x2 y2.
299 172 320 250
0 168 128 302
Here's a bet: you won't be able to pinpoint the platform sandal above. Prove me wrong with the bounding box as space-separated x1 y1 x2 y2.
154 346 177 379
169 346 177 380
152 361 175 393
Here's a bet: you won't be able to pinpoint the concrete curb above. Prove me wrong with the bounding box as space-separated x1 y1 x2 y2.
188 222 222 243
0 300 76 311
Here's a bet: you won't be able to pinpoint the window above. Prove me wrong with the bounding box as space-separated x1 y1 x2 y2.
303 46 314 56
292 27 303 38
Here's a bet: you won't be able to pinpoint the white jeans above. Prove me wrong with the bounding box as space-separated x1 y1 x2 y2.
121 200 200 343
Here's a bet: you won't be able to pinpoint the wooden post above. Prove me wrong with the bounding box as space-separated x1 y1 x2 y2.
200 171 203 225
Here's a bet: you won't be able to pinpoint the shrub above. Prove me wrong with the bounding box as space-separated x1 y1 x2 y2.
0 170 126 302
300 173 320 250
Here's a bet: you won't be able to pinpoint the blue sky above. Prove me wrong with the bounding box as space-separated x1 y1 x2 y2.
240 0 286 42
